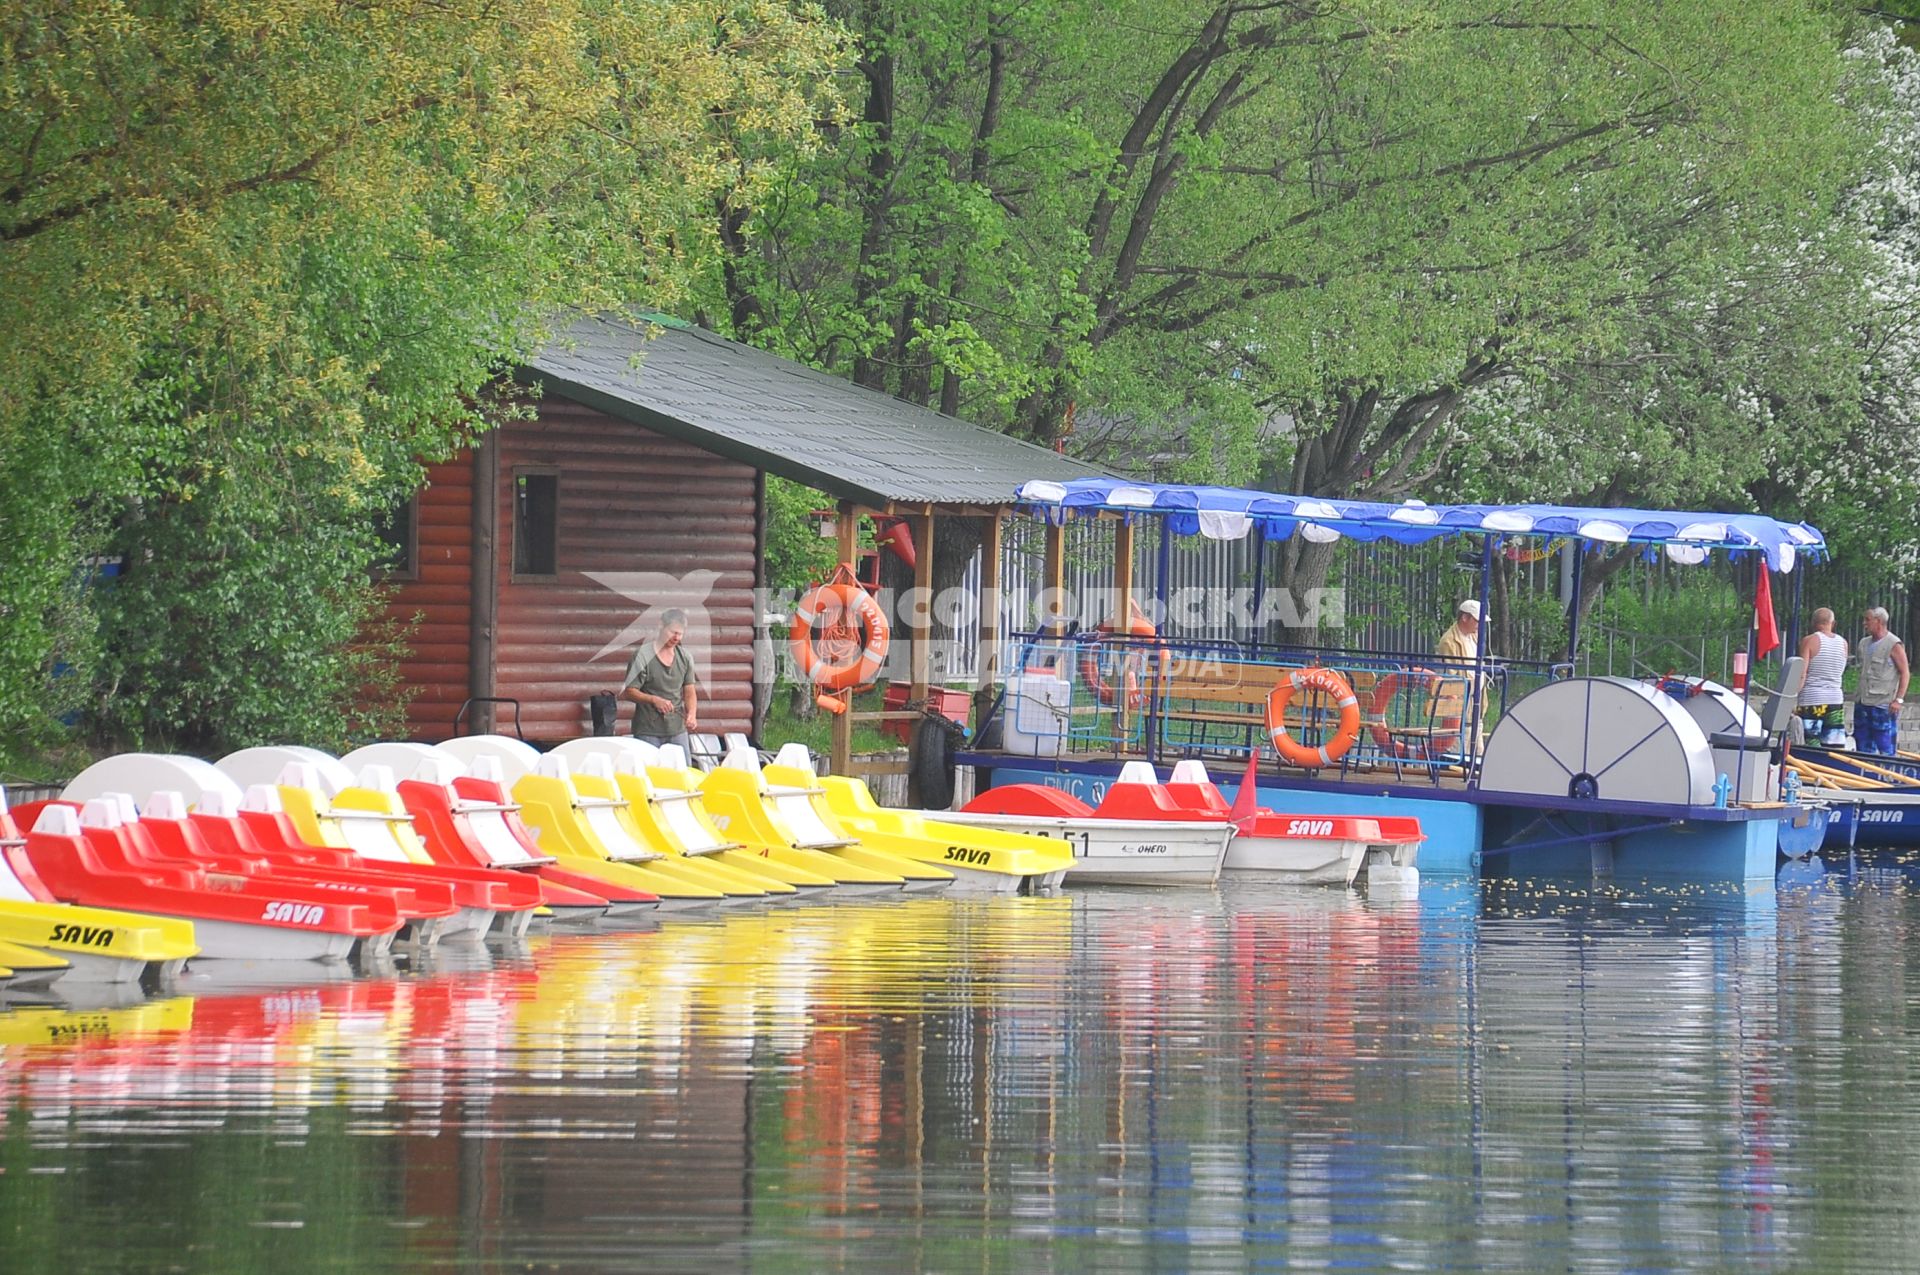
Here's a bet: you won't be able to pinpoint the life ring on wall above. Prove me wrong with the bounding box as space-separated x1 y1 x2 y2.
1078 610 1171 707
1265 667 1361 769
1365 671 1462 758
790 567 890 692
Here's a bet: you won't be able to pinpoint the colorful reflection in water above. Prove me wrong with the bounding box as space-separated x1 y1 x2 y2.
3 874 1920 1271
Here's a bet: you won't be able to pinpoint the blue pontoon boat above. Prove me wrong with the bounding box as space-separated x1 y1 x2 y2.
961 479 1834 884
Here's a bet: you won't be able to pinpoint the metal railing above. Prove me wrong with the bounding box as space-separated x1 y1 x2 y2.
992 629 1568 786
929 514 1915 696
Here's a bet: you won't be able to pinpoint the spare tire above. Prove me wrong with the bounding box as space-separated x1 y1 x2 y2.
972 688 1005 751
911 714 959 810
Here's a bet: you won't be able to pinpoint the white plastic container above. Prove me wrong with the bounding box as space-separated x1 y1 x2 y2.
1709 749 1773 804
1003 673 1071 757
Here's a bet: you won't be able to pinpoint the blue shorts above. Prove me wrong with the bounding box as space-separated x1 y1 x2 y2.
1856 703 1899 756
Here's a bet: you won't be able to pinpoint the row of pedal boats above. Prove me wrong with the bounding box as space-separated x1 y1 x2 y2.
0 735 1424 990
1789 748 1920 849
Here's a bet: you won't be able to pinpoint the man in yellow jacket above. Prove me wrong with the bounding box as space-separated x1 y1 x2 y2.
1436 599 1480 664
1433 600 1484 758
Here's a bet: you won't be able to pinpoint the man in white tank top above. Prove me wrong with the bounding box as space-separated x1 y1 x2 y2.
1796 607 1848 744
1855 607 1909 756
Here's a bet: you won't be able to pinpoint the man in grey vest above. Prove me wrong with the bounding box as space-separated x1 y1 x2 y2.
621 608 700 752
1856 607 1909 756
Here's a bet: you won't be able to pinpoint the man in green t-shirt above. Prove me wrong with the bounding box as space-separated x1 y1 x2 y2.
620 608 700 750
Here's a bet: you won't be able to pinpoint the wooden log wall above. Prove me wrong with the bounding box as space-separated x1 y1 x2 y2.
379 401 761 742
383 453 475 740
493 400 759 740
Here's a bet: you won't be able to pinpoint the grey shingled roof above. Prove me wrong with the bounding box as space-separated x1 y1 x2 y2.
517 312 1108 507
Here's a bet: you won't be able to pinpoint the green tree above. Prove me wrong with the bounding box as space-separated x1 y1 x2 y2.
1440 20 1920 625
707 1 1885 625
764 475 839 594
0 0 846 750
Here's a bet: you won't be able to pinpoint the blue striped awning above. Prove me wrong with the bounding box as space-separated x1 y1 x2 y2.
1013 479 1826 573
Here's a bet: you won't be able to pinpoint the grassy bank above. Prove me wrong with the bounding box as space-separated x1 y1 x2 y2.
0 738 97 788
758 685 897 757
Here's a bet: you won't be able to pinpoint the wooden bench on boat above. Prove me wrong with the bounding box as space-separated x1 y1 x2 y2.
1154 659 1468 777
1155 660 1368 753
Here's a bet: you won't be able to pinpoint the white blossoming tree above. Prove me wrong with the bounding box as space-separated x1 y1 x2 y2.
1434 22 1920 638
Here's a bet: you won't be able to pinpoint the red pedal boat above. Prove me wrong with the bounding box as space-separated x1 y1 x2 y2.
950 762 1234 885
966 760 1423 889
390 753 661 921
20 800 401 962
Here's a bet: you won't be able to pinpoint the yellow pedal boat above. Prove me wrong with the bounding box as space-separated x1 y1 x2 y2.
761 743 1071 895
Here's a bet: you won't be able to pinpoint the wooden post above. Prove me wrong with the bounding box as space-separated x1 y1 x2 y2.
1113 518 1135 740
1150 516 1172 768
831 500 859 776
468 432 500 737
1043 517 1067 632
1248 524 1267 646
750 466 771 743
903 510 937 807
910 511 936 699
977 512 1004 692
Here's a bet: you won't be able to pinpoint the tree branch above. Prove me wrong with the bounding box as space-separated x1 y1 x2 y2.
1 95 436 243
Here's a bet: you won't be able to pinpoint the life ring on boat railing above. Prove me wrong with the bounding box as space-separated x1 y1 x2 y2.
1077 610 1171 708
1265 667 1361 770
790 567 890 692
1366 671 1462 758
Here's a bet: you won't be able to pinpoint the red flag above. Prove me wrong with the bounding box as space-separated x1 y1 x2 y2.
1754 563 1781 661
1229 751 1262 828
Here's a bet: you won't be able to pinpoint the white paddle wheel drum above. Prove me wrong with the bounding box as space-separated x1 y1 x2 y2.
1479 677 1718 807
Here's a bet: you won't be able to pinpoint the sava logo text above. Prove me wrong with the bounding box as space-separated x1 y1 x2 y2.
261 902 327 925
48 924 118 948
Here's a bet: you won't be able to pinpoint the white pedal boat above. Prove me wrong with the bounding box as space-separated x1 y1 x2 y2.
1222 812 1423 889
965 761 1423 890
933 809 1232 886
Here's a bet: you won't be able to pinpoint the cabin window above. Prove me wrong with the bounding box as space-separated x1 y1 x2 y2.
373 494 418 580
513 469 559 578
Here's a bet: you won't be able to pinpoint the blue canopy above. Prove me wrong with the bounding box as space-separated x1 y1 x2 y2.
1013 479 1827 573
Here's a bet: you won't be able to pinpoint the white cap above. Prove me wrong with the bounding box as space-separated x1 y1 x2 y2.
147 791 190 821
1457 599 1482 620
773 743 816 775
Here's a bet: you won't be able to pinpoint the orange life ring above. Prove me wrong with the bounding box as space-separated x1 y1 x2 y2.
790 574 890 691
1078 612 1171 708
1367 671 1461 758
1265 667 1361 769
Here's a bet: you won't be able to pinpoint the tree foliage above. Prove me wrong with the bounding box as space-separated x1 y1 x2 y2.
3 0 1913 752
706 0 1904 619
763 475 840 593
0 0 845 749
1443 22 1920 613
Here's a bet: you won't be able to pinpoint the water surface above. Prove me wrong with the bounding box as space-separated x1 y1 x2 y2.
4 870 1919 1271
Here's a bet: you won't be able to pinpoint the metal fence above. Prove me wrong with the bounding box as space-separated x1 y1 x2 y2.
933 517 1266 684
921 515 1915 697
